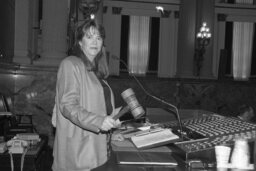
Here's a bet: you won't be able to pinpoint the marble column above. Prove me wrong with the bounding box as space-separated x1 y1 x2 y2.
35 0 68 66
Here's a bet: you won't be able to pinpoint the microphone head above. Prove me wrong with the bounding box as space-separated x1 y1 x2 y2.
121 88 145 119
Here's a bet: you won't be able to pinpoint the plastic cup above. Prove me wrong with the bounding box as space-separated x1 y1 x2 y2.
215 145 231 168
231 139 250 169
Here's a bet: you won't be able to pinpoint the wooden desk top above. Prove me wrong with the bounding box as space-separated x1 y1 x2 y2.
94 110 255 171
93 151 254 171
93 152 186 171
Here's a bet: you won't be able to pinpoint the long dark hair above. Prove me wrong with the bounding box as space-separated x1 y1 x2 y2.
69 19 109 79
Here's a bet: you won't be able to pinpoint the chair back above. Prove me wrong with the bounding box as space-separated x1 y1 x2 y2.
0 94 7 112
3 95 13 112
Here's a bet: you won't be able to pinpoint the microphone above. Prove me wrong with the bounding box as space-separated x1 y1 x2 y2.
112 88 145 120
111 55 184 140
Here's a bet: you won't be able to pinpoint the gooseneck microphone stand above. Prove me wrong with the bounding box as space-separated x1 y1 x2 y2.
112 56 184 140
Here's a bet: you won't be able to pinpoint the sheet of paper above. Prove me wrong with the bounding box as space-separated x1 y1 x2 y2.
130 129 179 149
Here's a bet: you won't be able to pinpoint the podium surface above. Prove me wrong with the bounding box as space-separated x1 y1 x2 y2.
93 109 255 171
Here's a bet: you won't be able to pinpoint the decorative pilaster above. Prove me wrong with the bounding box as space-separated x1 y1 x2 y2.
13 0 31 64
36 0 68 66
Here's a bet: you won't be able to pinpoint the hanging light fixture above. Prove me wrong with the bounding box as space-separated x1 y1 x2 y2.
79 0 101 19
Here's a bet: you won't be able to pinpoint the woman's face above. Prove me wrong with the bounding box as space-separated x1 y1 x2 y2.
79 26 103 62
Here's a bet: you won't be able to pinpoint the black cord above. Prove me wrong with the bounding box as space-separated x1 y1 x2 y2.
114 57 184 140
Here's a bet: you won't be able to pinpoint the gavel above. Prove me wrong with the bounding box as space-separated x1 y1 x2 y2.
112 88 145 120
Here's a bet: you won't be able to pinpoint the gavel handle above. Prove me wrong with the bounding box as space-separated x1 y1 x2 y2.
112 105 130 120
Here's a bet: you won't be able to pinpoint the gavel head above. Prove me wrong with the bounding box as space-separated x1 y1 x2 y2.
121 88 145 119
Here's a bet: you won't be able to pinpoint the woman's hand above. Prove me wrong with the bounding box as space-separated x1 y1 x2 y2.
112 133 124 141
101 116 121 131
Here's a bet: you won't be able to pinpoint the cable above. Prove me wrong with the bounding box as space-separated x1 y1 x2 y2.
21 147 28 171
112 56 184 140
9 152 14 171
7 142 28 171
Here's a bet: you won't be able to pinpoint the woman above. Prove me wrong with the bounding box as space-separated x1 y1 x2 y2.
51 18 120 171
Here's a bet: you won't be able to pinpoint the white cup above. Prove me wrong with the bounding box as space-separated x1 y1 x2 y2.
231 139 250 169
215 145 231 168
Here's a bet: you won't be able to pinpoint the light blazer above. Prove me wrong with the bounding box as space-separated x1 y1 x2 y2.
52 56 115 171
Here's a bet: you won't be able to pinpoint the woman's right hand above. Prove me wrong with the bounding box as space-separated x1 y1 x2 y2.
101 116 120 131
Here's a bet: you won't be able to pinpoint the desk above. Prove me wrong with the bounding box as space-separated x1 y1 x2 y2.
93 150 254 171
93 152 186 171
0 135 48 171
94 109 256 171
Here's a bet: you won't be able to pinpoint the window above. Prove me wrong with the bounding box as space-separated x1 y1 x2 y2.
224 22 256 77
103 1 179 78
214 1 256 80
120 15 160 75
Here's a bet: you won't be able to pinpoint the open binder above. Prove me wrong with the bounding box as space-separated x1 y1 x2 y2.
130 128 179 149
